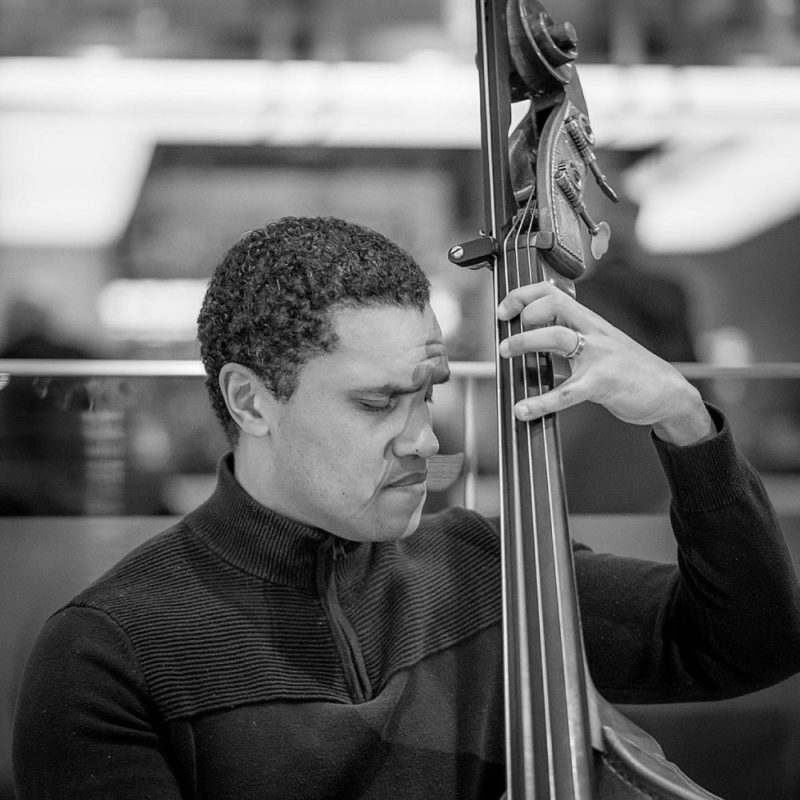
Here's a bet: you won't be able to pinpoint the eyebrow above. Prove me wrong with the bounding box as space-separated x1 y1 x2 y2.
354 368 451 397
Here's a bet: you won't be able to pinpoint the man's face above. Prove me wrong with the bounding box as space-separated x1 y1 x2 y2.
255 303 449 542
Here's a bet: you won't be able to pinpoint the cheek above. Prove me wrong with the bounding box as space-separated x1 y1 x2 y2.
290 417 389 490
340 427 393 486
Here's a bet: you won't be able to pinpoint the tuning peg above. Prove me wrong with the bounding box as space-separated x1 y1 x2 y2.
565 113 618 202
588 221 611 259
554 161 611 258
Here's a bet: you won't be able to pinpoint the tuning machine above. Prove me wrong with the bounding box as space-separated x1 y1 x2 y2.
554 160 611 259
565 112 618 203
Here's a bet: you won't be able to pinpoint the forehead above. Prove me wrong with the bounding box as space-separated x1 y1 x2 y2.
308 303 449 388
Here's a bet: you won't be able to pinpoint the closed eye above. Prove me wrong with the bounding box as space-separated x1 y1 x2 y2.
359 397 400 414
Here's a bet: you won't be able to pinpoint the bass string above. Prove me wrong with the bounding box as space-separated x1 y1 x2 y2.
524 197 584 789
503 196 560 791
511 193 579 791
501 205 540 794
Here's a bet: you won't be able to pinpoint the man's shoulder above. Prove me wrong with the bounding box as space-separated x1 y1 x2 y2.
68 520 203 615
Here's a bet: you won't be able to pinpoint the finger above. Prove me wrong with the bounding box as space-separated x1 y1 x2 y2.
499 285 584 334
512 380 586 421
497 282 560 321
499 326 581 359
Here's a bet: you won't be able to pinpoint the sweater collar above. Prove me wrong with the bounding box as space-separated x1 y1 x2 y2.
185 453 366 589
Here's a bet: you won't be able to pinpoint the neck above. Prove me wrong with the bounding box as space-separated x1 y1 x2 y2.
231 438 277 511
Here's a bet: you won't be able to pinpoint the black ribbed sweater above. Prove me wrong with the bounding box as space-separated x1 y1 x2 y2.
13 410 800 799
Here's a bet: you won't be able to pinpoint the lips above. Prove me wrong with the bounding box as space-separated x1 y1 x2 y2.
388 471 428 488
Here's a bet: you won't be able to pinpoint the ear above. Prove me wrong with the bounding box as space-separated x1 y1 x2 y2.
218 363 278 438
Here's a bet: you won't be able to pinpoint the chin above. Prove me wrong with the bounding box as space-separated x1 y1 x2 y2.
343 494 426 542
399 502 425 539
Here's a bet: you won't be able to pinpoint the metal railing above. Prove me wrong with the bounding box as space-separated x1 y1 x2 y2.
2 359 800 511
4 359 800 380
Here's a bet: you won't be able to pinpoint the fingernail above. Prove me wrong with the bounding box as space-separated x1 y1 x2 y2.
498 340 510 357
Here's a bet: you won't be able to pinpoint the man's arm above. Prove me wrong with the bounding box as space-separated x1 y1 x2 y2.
576 407 800 702
495 282 800 700
13 606 183 799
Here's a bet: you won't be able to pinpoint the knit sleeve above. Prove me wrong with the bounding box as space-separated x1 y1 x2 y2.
13 605 184 799
576 406 800 704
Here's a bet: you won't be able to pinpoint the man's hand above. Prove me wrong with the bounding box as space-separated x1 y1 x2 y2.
497 282 715 446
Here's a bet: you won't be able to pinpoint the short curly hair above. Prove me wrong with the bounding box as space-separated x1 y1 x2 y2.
198 216 431 443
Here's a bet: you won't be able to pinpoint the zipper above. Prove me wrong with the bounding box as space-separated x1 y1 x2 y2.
315 537 373 703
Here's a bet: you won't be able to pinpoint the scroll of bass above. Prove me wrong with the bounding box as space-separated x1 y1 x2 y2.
449 1 722 798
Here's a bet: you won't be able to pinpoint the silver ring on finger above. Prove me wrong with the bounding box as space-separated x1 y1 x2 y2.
565 330 586 360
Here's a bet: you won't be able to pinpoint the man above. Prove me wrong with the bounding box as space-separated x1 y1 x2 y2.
13 216 800 799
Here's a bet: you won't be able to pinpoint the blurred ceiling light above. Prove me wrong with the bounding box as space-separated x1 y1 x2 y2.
73 45 125 60
2 60 800 253
97 279 207 341
629 132 800 252
0 116 152 248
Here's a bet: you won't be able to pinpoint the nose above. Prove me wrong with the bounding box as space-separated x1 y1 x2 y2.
392 399 439 459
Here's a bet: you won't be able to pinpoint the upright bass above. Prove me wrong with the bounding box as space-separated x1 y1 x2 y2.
449 1 722 797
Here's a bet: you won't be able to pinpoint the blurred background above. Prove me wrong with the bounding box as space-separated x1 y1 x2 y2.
1 0 800 797
1 0 800 518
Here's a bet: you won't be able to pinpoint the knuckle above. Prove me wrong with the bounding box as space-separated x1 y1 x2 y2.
519 307 537 328
556 385 574 406
550 291 570 315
